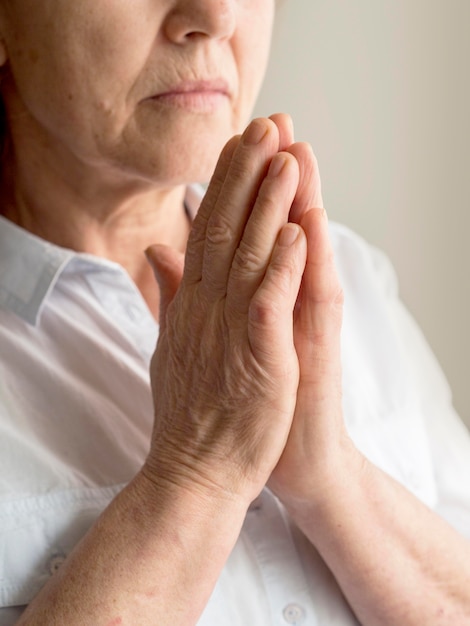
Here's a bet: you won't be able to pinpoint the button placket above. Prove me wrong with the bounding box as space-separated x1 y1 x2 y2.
243 490 316 624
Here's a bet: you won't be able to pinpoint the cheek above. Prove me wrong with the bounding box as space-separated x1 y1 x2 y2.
4 4 144 110
4 29 142 161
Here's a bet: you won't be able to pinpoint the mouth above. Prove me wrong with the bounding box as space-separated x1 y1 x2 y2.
147 79 231 113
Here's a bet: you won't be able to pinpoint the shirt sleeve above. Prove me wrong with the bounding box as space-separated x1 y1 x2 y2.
369 244 470 539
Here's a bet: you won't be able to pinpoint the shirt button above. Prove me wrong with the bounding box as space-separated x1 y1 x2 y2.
48 553 66 576
283 603 305 624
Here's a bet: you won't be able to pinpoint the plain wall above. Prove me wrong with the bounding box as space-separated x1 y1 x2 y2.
254 0 470 427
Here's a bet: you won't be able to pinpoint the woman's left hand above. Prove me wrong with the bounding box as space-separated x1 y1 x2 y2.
268 139 470 626
265 138 358 509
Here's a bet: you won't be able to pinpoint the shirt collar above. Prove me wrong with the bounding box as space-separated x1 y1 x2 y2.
0 216 73 325
0 185 203 326
184 184 203 221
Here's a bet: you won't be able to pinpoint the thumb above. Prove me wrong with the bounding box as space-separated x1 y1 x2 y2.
145 244 184 330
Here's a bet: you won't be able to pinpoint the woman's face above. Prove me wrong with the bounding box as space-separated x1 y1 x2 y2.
0 0 275 186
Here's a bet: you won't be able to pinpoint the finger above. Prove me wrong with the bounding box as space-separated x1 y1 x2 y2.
183 134 240 285
269 113 294 150
200 117 280 296
285 142 323 224
146 244 185 331
248 222 307 367
295 208 343 377
226 151 300 315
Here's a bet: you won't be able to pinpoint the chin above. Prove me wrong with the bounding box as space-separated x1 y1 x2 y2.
112 110 244 188
116 146 219 189
162 153 222 187
149 131 234 186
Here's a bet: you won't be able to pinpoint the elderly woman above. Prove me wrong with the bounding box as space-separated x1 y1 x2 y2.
0 0 469 624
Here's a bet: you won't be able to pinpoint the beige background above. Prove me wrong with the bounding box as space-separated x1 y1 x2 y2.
254 0 470 427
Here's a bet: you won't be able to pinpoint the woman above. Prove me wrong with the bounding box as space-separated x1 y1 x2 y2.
0 0 469 624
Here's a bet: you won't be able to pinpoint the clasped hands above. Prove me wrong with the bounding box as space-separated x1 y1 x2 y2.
145 114 352 516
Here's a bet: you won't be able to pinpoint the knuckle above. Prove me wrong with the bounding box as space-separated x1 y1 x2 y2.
322 282 344 310
256 185 280 214
333 285 345 308
249 295 282 327
306 284 344 314
228 152 257 183
269 251 302 292
206 212 233 247
187 220 207 248
231 240 264 276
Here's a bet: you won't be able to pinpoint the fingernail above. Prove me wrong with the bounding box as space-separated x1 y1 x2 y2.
268 154 287 178
285 114 294 141
243 119 269 145
278 223 299 247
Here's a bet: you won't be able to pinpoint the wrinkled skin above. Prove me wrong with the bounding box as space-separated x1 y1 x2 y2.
145 114 346 509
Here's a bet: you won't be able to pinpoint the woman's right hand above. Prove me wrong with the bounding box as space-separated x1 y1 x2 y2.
144 117 308 506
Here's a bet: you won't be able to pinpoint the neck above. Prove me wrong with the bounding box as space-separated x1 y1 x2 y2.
0 154 192 320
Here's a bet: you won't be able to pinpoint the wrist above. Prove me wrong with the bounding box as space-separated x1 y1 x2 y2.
135 460 251 526
276 437 368 523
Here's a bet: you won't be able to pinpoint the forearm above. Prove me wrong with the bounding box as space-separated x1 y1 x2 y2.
18 471 247 626
288 449 470 626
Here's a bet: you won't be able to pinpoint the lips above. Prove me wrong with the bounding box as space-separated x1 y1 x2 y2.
147 78 231 113
152 78 231 98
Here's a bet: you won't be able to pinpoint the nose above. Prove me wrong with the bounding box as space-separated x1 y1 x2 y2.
163 0 237 43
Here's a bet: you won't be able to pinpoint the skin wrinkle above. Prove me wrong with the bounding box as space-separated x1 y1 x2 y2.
0 1 469 625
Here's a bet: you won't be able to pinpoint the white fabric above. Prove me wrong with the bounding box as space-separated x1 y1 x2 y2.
0 188 470 625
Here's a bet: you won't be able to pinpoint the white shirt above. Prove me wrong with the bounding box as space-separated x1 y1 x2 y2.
1 189 470 625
